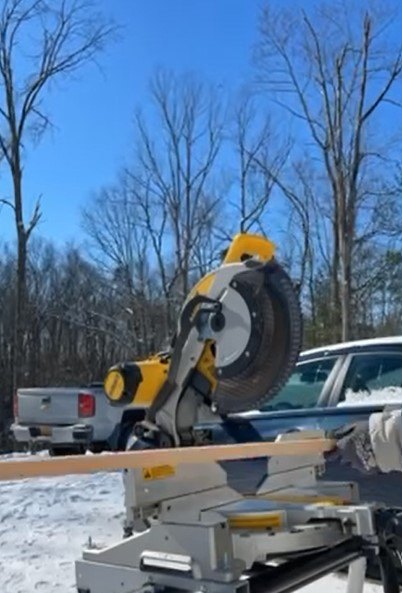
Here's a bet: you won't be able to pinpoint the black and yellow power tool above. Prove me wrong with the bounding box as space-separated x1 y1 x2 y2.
103 233 303 446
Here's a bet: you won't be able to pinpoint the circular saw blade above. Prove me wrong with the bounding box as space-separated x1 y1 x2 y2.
212 260 303 415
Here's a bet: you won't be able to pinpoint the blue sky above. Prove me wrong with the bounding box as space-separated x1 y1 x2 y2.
1 0 401 253
0 0 273 249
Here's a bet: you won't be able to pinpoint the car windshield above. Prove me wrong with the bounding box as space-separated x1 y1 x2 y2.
259 356 338 412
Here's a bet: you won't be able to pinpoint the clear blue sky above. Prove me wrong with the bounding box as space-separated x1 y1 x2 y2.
0 0 276 249
1 0 400 252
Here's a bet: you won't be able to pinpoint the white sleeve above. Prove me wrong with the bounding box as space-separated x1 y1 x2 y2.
369 409 402 472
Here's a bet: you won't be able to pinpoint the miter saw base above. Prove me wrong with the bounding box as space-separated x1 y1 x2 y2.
75 432 401 593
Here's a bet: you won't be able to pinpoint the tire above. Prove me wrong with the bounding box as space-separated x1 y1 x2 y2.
89 442 109 454
49 445 85 457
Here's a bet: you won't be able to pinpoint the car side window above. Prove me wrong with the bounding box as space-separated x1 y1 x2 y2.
260 356 337 411
341 353 402 403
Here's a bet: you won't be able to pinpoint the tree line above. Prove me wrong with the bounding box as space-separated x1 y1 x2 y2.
1 0 402 448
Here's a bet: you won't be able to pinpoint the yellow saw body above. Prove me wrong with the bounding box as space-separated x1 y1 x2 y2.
104 233 302 446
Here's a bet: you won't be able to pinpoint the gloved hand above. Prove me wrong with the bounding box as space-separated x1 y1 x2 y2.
326 421 380 474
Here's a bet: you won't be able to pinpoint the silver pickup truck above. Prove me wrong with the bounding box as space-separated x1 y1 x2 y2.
11 383 145 455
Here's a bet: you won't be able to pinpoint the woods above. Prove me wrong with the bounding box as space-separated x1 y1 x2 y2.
0 0 114 444
1 0 402 447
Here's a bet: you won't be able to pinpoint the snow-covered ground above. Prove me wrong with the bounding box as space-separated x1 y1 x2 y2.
0 452 382 593
0 452 124 593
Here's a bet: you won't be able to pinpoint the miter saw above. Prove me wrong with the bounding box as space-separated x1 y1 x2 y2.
103 233 303 446
75 233 402 593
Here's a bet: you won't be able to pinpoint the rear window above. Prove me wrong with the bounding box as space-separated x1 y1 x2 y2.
260 356 338 412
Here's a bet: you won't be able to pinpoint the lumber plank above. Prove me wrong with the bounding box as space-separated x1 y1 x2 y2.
0 438 335 481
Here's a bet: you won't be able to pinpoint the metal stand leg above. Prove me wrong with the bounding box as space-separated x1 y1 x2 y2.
346 558 367 593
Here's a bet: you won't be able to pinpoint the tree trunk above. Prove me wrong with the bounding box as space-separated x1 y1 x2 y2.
12 167 28 399
337 184 352 342
14 235 27 389
331 219 341 342
339 251 352 341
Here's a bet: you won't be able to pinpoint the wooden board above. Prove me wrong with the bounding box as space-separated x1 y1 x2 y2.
0 438 335 481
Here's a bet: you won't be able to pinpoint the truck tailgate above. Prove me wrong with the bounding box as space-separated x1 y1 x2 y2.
17 388 79 425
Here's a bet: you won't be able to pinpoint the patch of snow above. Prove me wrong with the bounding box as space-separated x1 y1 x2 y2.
0 451 124 593
337 387 402 407
0 451 383 593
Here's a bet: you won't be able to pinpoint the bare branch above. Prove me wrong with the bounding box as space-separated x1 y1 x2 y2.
256 2 402 341
26 197 42 239
0 197 16 211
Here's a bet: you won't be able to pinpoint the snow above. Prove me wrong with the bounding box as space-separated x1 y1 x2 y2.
337 386 402 407
0 452 382 593
0 452 124 593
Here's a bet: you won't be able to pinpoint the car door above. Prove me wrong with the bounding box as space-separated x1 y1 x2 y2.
325 348 402 509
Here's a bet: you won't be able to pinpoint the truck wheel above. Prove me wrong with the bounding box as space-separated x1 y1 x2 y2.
89 442 109 454
49 446 85 457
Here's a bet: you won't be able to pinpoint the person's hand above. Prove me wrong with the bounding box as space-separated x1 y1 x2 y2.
326 421 379 474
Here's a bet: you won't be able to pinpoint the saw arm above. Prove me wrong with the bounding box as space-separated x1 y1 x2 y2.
103 233 303 446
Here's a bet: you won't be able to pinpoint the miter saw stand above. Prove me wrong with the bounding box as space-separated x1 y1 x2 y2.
75 431 402 593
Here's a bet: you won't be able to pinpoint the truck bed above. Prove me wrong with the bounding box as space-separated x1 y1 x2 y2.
17 387 81 425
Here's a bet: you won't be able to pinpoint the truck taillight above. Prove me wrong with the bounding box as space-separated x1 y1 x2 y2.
78 392 96 418
13 391 18 419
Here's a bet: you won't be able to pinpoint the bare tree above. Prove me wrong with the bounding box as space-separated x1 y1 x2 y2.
132 69 224 302
231 95 289 235
83 71 224 342
257 1 402 340
83 181 150 292
82 180 161 354
0 0 114 393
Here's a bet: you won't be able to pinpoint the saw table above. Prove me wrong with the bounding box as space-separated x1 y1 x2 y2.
71 431 402 593
0 431 401 593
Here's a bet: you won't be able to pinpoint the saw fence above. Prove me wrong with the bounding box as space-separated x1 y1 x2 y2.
0 438 334 481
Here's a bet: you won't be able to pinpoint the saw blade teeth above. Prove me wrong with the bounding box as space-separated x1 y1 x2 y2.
212 263 303 415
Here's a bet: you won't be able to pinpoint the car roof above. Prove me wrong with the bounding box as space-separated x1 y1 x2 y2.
300 336 402 360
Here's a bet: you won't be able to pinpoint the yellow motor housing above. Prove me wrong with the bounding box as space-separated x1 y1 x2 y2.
104 356 169 407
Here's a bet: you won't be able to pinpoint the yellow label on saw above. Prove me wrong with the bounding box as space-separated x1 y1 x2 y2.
228 511 283 530
142 465 176 481
263 493 347 506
